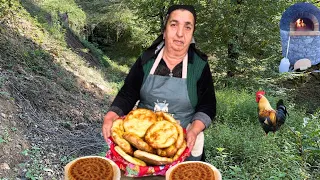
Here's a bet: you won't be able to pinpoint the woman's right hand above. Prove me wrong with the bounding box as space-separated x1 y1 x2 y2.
102 111 119 143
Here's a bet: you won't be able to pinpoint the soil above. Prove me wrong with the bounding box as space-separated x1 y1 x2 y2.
279 64 320 114
0 16 111 179
291 72 320 113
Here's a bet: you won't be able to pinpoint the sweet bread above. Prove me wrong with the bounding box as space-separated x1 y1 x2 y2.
156 144 177 158
162 112 177 124
122 132 155 153
173 141 187 161
134 150 173 165
173 123 184 149
67 157 113 180
124 108 157 137
155 111 165 121
155 112 177 124
145 121 178 149
169 162 215 180
114 146 147 166
111 108 188 166
111 119 133 155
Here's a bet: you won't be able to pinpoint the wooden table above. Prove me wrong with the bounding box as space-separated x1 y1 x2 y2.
120 171 165 180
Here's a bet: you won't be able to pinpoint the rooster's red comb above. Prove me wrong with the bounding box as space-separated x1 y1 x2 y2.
256 90 265 97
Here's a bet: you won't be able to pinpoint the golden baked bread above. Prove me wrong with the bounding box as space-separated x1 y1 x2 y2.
122 132 155 153
124 108 157 138
67 157 113 180
145 121 178 149
110 108 188 166
156 144 178 158
169 162 215 180
111 119 133 155
173 123 184 149
134 150 173 165
114 146 147 166
155 111 165 121
153 113 184 157
172 141 187 161
155 112 177 124
162 112 177 124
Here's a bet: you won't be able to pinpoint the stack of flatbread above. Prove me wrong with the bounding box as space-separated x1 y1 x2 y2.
111 108 187 166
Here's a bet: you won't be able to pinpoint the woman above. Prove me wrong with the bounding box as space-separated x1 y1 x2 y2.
102 5 216 161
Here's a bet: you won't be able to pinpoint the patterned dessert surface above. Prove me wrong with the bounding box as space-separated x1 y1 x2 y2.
64 156 121 180
166 161 222 180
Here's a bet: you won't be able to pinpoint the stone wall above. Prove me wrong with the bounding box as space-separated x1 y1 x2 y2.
280 30 320 65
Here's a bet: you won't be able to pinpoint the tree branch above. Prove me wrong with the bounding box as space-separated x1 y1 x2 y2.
147 13 160 18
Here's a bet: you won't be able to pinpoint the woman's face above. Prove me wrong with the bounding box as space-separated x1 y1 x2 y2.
164 9 195 55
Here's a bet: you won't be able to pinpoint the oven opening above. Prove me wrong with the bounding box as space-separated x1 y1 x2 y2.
294 18 314 31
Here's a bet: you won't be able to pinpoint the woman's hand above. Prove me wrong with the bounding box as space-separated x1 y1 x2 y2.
186 129 198 151
102 111 119 143
186 120 205 150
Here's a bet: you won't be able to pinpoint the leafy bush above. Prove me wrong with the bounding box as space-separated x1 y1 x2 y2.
301 111 320 168
289 110 320 179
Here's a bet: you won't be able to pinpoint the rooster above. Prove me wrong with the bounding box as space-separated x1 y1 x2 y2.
255 90 288 135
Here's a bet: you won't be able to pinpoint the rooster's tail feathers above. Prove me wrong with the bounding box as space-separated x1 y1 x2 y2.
276 99 288 116
276 99 284 107
276 99 288 126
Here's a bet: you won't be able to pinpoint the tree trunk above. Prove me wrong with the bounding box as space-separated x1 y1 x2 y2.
159 6 165 32
227 41 239 77
227 0 242 76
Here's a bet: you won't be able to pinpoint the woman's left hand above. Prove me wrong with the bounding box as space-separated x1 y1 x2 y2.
186 129 198 151
186 120 205 151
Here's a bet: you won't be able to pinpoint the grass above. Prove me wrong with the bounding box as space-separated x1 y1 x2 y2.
0 129 9 144
17 0 130 96
205 89 319 179
21 146 48 180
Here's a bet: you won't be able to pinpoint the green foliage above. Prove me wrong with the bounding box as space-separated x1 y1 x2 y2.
205 90 308 179
60 155 75 164
101 55 129 90
0 128 13 144
299 111 320 173
278 108 320 179
23 49 47 73
215 90 257 125
194 0 288 75
20 0 86 41
39 0 86 35
0 0 20 18
125 0 170 33
0 0 11 17
97 145 110 157
79 38 110 67
76 0 157 59
21 146 46 180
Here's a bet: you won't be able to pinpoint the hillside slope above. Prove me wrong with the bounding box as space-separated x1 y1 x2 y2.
0 6 116 179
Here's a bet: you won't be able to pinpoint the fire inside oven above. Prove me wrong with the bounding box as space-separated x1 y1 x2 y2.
294 18 314 31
